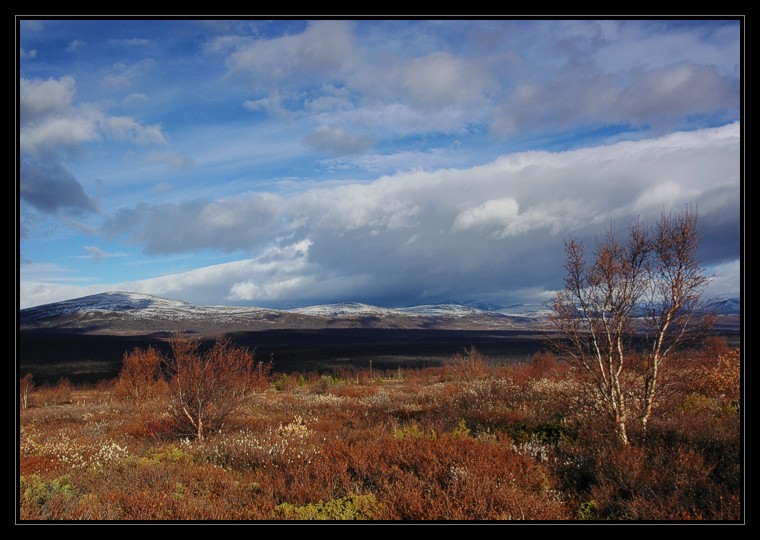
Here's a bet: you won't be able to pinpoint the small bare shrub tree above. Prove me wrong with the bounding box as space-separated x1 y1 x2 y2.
117 346 163 407
20 373 34 409
447 347 489 380
164 335 257 441
530 350 557 379
550 209 711 445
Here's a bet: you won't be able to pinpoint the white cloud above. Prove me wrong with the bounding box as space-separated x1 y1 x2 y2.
153 182 173 193
225 20 354 90
492 63 737 138
214 20 738 143
102 59 156 89
303 126 374 156
20 76 77 125
619 63 738 122
453 198 520 232
108 38 152 47
704 259 741 300
242 94 291 118
20 48 37 59
20 75 168 157
104 192 285 254
352 51 496 111
305 85 353 112
593 21 740 74
84 245 106 259
202 35 254 55
20 282 96 308
122 93 149 106
147 151 194 171
21 114 100 155
88 123 739 308
20 261 76 282
66 39 87 52
16 21 742 311
228 276 311 302
99 115 168 145
72 246 128 260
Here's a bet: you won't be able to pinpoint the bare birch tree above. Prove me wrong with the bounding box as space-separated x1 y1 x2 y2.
638 210 712 433
550 208 711 445
164 335 257 442
20 373 34 410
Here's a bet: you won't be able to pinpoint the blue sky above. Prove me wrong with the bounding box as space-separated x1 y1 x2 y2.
18 18 742 309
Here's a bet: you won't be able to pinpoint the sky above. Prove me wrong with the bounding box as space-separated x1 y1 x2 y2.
17 18 743 310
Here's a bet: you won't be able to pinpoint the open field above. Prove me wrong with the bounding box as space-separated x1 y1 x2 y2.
18 339 741 522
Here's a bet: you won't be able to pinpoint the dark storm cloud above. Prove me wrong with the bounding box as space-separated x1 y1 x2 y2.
20 159 97 214
104 193 283 254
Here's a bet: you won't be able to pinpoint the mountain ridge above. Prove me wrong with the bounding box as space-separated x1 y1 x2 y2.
19 291 552 335
19 291 740 336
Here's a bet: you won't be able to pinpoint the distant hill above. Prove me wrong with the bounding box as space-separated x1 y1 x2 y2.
19 291 551 336
706 298 741 315
18 291 739 383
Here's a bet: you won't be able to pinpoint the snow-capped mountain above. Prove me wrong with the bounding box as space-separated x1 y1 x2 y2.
19 292 549 334
20 291 737 336
21 292 196 321
20 291 279 322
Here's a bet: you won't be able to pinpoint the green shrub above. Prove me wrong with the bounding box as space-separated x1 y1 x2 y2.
274 493 379 520
449 419 471 439
576 500 598 520
506 417 576 445
20 475 76 507
139 444 194 465
392 422 433 440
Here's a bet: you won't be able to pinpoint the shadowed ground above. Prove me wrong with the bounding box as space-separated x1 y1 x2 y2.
19 328 552 383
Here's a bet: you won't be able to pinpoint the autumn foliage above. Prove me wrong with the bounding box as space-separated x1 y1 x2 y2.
116 346 164 406
19 338 740 521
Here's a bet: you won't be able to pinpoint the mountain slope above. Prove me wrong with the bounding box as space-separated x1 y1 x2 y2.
19 291 738 336
19 292 549 335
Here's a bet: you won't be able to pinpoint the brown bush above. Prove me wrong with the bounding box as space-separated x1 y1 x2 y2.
529 350 557 379
444 347 490 380
36 377 73 407
164 335 258 441
116 346 164 406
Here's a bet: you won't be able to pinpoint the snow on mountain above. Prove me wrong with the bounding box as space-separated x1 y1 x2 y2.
286 303 401 317
398 304 487 316
20 291 279 325
20 292 192 321
496 303 553 318
287 302 513 319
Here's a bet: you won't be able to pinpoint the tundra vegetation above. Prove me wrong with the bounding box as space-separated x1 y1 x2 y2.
18 336 740 521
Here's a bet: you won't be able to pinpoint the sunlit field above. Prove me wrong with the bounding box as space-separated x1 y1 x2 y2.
18 339 740 522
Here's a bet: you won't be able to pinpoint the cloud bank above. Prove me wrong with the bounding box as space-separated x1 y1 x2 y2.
22 123 740 309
